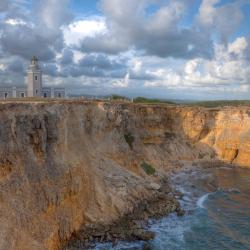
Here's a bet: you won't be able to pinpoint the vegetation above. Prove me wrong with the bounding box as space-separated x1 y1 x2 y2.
133 97 175 104
186 100 250 108
124 133 134 150
111 94 130 101
140 162 156 175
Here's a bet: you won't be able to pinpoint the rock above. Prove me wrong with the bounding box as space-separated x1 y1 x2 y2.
174 190 184 199
176 207 185 217
143 242 152 250
133 230 155 241
112 238 119 247
149 183 161 190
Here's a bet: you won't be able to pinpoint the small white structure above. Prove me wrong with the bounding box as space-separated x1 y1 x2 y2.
41 87 66 98
0 56 66 99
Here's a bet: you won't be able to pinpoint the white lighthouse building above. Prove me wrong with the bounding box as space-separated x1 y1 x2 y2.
27 56 42 97
0 56 66 99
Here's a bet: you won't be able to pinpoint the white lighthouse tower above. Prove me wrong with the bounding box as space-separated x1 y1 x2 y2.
27 56 42 97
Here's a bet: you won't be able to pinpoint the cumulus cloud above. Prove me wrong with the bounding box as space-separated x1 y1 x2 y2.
58 53 127 79
112 73 130 88
79 0 213 59
196 0 244 43
36 0 72 30
0 0 250 99
0 0 72 61
60 48 74 65
63 17 107 47
144 36 250 93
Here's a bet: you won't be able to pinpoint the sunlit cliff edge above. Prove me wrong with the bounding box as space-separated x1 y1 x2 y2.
0 100 249 249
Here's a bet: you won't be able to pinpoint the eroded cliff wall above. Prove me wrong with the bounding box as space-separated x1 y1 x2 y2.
0 101 249 249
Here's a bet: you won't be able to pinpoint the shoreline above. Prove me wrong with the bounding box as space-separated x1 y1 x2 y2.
64 160 236 250
64 177 184 250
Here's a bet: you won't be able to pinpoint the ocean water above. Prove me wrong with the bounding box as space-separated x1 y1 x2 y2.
94 166 250 250
149 167 250 250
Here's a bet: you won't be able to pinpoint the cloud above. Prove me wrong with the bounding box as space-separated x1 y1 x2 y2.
5 18 27 26
113 72 130 88
0 0 73 61
143 36 250 92
1 24 56 61
63 17 107 47
7 58 25 74
41 63 58 77
60 48 74 65
57 53 127 79
196 0 244 42
0 0 250 99
36 0 73 30
78 0 213 59
79 54 124 70
228 37 248 58
0 0 9 12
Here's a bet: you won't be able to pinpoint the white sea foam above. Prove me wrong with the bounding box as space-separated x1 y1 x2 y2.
197 193 210 208
149 213 189 249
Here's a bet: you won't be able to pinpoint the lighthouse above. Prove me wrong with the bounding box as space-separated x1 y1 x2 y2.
27 56 42 97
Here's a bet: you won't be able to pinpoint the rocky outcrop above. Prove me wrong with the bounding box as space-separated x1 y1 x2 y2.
0 101 249 250
65 179 181 249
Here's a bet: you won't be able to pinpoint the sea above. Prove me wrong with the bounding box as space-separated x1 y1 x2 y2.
94 166 250 250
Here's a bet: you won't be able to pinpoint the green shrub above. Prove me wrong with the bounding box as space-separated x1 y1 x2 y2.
124 133 134 149
111 94 129 101
141 162 156 175
133 97 175 104
186 100 250 108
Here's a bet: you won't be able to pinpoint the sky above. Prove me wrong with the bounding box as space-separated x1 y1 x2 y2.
0 0 250 100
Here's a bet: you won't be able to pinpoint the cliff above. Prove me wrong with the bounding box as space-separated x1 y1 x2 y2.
0 101 249 249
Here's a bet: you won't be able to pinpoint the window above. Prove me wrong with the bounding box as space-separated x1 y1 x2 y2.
44 93 47 98
4 93 8 99
21 93 25 98
35 76 38 80
58 93 61 98
36 90 38 95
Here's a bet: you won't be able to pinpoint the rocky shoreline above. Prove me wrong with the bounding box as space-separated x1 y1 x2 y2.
64 178 184 250
63 161 229 250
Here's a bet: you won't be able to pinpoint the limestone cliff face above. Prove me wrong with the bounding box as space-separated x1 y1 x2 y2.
0 101 249 250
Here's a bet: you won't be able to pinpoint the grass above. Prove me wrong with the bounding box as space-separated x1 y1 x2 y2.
2 96 250 108
133 97 175 105
141 162 156 175
111 94 130 101
186 100 250 108
124 133 134 150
